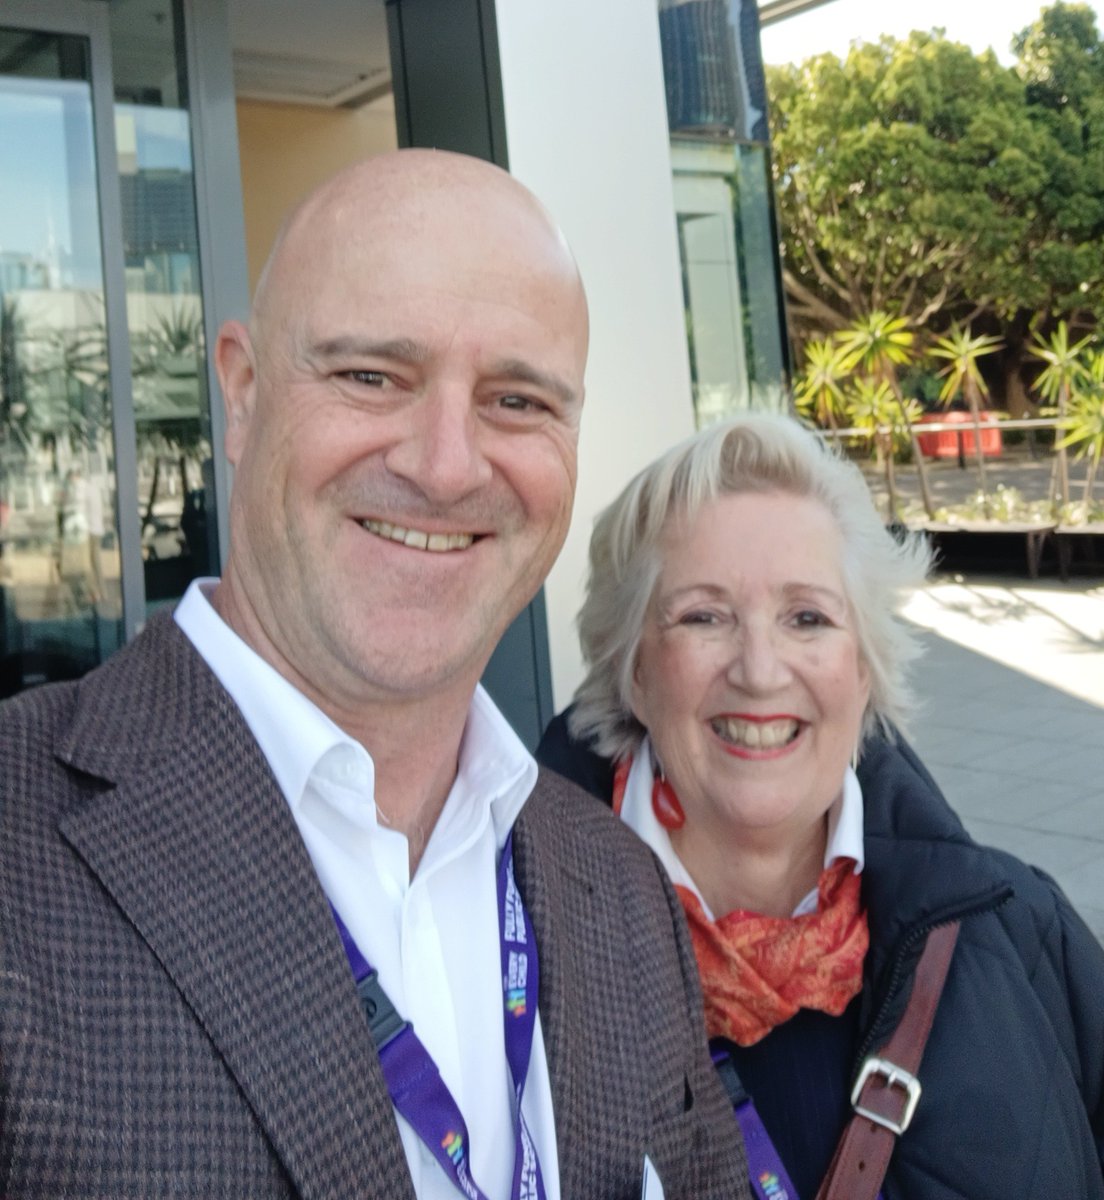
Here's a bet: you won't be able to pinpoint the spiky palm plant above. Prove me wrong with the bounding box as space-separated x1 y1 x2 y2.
1057 348 1104 514
837 311 935 518
1030 320 1092 512
846 377 921 523
794 337 848 432
929 327 1004 518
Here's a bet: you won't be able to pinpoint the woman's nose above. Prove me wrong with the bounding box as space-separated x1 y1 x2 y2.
725 623 792 693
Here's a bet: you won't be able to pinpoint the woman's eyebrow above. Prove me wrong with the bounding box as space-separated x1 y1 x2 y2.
782 582 848 609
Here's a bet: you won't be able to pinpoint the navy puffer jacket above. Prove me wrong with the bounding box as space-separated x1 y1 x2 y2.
537 714 1104 1199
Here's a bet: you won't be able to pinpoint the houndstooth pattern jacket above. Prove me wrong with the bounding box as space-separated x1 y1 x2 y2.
0 614 750 1199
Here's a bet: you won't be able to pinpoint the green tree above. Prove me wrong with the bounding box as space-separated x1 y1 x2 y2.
766 10 1104 408
929 327 1004 515
768 34 1044 338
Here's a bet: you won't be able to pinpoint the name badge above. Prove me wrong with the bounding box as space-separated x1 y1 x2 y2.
641 1154 666 1200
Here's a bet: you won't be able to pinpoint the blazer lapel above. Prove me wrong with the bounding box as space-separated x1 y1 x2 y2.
55 615 415 1200
512 779 595 1198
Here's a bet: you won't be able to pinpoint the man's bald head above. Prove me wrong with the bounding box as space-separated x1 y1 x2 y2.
251 150 587 357
213 149 590 721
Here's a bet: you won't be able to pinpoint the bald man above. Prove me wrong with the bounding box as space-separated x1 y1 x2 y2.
0 152 750 1199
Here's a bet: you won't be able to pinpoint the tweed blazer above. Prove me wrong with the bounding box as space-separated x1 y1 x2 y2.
0 614 749 1199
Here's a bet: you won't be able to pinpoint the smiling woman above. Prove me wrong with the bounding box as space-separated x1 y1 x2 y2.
630 489 871 918
537 413 1104 1200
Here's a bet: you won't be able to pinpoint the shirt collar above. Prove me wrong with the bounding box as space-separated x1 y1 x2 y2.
621 734 865 919
174 579 537 851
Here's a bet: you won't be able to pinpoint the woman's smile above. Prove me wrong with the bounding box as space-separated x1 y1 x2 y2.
709 714 804 756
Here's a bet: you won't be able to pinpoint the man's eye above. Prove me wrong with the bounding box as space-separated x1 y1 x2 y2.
498 394 545 413
343 370 386 387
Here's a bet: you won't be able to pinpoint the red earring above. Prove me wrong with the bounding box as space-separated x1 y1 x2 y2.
651 772 685 830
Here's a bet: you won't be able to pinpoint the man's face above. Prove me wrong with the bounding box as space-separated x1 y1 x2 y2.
218 177 587 712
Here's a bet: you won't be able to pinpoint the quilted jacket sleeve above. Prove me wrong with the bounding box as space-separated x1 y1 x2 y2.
1046 875 1104 1172
1022 865 1104 1178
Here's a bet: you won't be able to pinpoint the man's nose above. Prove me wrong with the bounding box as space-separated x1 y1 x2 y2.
725 622 793 693
385 384 493 503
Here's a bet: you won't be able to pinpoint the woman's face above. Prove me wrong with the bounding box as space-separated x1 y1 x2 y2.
631 489 870 849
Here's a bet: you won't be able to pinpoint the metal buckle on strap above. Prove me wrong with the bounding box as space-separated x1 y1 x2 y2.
851 1056 922 1135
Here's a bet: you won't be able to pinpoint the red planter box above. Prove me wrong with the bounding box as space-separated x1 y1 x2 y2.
916 411 1003 459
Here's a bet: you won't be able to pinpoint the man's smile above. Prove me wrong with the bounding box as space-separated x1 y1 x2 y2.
360 517 478 552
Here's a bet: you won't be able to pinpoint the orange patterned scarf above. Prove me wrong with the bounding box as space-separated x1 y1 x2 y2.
611 755 869 1046
676 860 868 1047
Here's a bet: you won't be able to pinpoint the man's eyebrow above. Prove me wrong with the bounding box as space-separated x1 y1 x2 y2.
491 359 579 408
308 336 430 363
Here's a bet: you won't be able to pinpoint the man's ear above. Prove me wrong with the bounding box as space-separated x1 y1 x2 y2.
216 320 257 467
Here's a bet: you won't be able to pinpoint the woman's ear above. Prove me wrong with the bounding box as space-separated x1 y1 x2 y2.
628 652 649 730
858 655 873 711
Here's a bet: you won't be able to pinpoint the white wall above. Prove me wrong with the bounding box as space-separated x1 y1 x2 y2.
494 0 696 710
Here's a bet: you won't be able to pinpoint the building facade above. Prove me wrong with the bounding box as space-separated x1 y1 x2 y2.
0 0 786 742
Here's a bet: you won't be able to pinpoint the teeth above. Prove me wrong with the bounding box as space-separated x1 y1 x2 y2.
712 717 800 749
362 519 475 552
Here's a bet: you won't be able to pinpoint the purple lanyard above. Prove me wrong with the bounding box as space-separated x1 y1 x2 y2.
731 1097 802 1200
716 1047 885 1200
331 832 547 1200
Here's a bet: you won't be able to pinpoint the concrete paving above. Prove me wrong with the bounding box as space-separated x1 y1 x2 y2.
900 574 1104 942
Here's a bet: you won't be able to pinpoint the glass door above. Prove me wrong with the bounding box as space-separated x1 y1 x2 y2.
0 5 137 695
0 0 220 698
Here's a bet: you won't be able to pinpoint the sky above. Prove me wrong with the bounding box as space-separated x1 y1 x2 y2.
759 0 1104 66
0 75 192 284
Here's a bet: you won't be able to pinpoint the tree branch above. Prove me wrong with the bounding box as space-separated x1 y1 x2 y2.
782 269 852 330
793 230 853 306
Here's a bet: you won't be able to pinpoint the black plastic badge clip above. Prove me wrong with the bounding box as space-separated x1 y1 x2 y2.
356 968 410 1051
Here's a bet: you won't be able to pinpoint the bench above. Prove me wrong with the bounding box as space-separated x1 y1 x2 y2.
913 520 1057 579
1054 523 1104 581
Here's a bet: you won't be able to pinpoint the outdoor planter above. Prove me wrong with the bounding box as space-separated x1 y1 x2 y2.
916 411 1003 459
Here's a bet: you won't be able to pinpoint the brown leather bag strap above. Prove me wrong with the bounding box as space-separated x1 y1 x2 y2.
815 920 960 1200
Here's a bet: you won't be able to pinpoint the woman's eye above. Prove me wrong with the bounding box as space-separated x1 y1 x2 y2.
678 610 719 627
793 609 829 628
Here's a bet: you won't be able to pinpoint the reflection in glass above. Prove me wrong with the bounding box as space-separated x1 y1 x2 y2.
110 0 217 610
673 139 787 423
658 0 789 425
0 28 124 696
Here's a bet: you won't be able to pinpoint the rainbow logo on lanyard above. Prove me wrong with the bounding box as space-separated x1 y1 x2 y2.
758 1171 790 1198
441 1131 465 1166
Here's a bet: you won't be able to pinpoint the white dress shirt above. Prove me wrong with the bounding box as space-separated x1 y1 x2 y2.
620 735 866 919
175 580 560 1200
